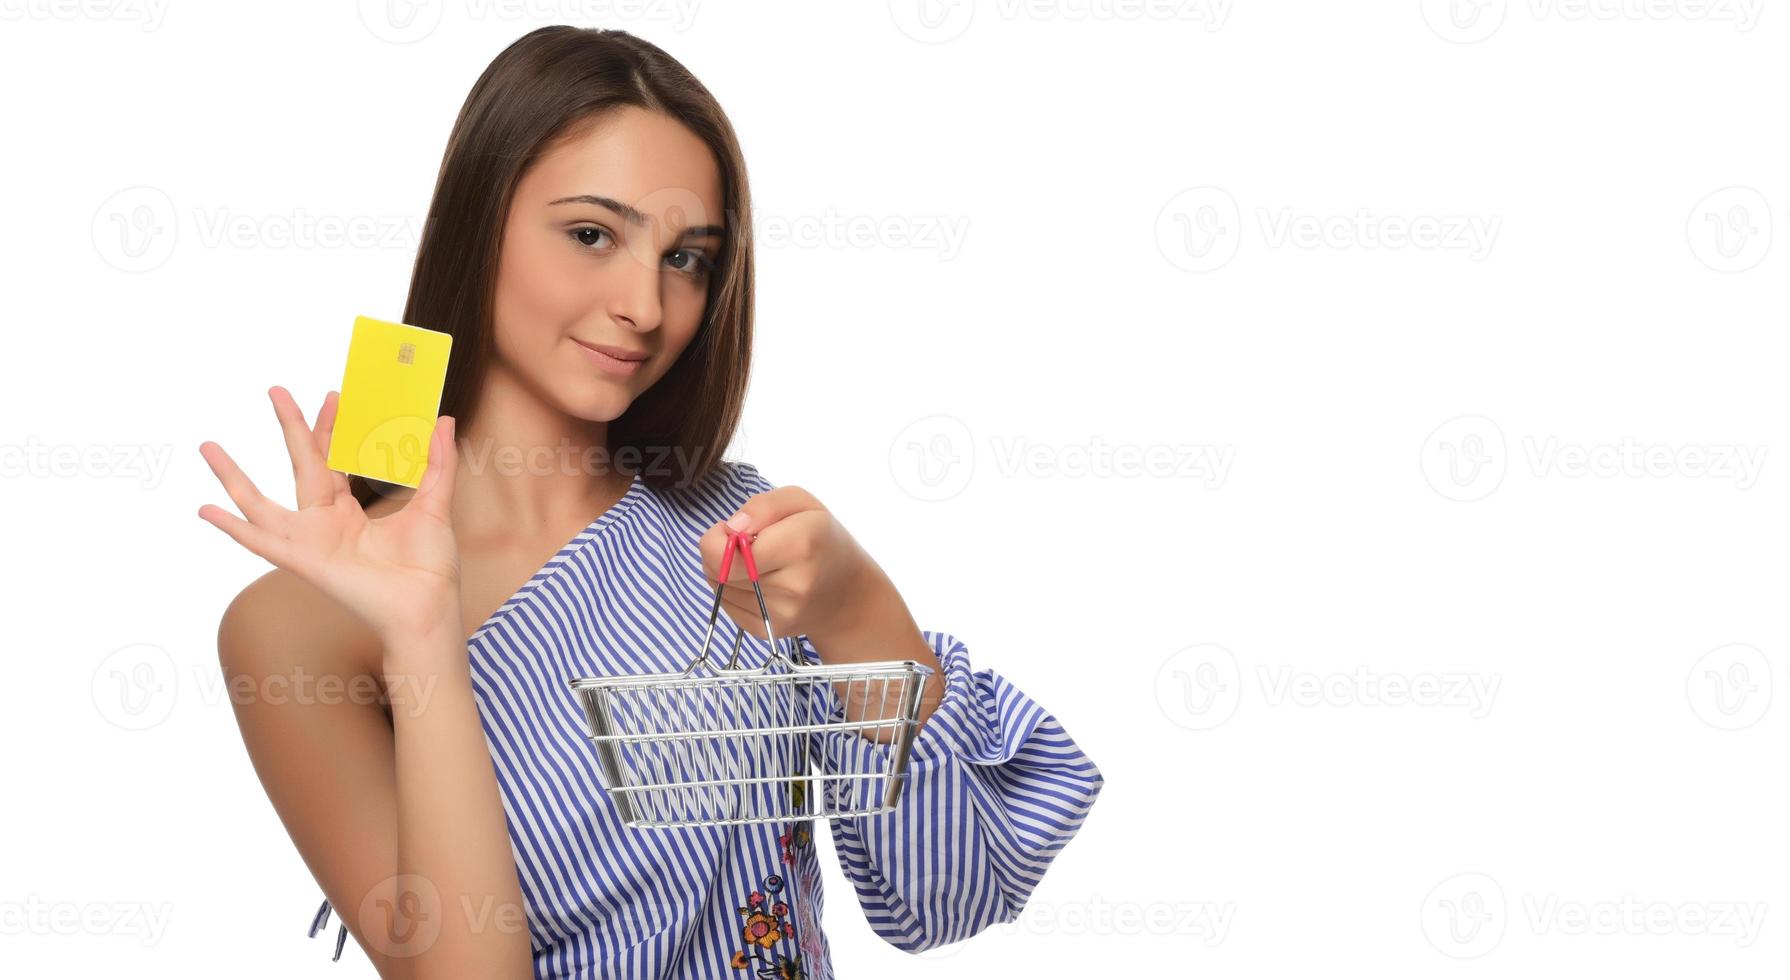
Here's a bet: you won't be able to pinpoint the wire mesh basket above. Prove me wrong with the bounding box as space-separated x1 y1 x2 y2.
567 528 934 829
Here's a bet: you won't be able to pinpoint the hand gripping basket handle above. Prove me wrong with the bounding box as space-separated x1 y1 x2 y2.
688 528 801 675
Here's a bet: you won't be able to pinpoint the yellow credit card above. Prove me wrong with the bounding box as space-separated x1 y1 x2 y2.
325 315 454 488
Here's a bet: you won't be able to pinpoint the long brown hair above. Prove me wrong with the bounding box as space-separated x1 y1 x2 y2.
350 25 754 508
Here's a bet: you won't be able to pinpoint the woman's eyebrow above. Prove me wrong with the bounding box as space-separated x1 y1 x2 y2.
548 193 724 238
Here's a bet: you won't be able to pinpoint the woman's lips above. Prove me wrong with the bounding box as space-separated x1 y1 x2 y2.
574 338 646 377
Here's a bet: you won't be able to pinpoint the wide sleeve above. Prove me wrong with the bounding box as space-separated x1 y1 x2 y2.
721 459 1103 950
795 629 1105 952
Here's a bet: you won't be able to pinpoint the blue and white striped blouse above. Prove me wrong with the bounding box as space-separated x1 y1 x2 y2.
305 460 1104 979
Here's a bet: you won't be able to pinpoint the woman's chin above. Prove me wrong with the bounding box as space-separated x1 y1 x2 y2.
565 388 636 424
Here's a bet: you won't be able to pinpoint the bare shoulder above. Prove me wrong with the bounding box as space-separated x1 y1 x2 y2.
217 492 404 678
216 566 382 680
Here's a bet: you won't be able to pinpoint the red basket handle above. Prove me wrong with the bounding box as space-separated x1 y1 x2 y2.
716 527 760 585
692 529 787 673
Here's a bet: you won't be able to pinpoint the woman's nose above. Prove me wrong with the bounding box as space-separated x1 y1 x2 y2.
606 258 664 333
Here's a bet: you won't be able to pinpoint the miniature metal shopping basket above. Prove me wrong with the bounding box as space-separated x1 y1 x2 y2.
567 529 934 829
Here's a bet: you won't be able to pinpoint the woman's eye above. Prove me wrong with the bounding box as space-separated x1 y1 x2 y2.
665 248 712 278
570 227 613 249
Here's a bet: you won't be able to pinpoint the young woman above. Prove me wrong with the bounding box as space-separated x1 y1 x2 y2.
198 26 1102 980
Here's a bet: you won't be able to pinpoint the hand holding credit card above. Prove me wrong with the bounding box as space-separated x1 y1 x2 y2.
325 315 454 488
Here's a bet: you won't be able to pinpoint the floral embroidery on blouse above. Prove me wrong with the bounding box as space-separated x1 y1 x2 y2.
730 820 820 979
731 870 803 979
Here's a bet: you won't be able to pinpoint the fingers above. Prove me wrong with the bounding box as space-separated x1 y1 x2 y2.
197 502 291 567
310 389 351 501
720 485 824 536
411 415 457 523
269 386 335 511
707 511 822 579
198 440 290 530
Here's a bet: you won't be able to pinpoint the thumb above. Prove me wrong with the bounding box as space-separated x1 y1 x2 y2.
412 414 457 521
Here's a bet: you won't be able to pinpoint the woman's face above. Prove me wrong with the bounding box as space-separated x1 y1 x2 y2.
491 105 725 427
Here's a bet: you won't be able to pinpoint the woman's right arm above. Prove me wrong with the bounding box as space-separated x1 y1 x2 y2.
219 578 533 979
203 387 533 979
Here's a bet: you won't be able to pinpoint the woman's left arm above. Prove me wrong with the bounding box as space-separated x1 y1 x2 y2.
703 463 1105 952
798 627 1105 952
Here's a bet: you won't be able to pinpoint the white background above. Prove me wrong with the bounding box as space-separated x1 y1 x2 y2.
2 0 1786 976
